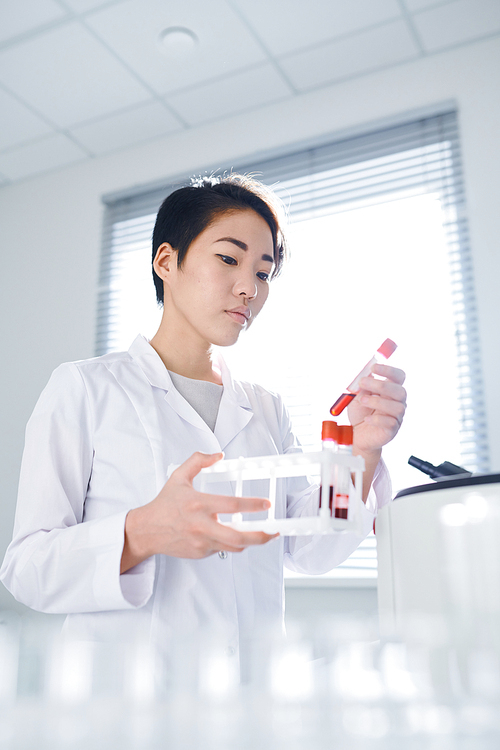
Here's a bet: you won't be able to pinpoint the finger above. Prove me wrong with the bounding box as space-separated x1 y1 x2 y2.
364 414 402 431
209 523 279 550
203 493 271 515
359 378 407 403
209 534 279 555
371 364 406 385
172 451 224 484
236 530 280 546
360 395 406 423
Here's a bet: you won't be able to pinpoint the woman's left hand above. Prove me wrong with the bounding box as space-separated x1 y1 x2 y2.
348 363 407 457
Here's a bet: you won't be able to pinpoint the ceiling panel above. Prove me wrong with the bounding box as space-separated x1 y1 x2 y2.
0 22 152 128
85 0 268 95
403 0 457 11
61 0 128 12
279 19 420 91
70 100 182 155
230 0 402 57
167 63 292 127
413 0 500 51
0 87 52 151
0 0 68 45
0 134 88 181
0 0 499 187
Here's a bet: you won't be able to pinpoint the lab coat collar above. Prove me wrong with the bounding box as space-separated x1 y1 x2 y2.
127 335 172 389
213 349 253 450
128 336 253 449
128 335 207 432
213 348 252 411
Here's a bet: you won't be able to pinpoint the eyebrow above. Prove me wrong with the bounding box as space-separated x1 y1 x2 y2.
215 236 275 265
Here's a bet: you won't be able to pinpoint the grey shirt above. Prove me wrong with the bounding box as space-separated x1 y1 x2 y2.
168 370 223 432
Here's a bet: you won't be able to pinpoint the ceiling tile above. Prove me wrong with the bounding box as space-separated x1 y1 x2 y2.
0 0 68 46
62 0 127 12
85 0 268 95
70 100 182 155
279 19 420 91
230 0 402 57
0 134 88 181
0 87 53 151
167 64 292 127
403 0 456 11
0 22 152 128
413 0 500 51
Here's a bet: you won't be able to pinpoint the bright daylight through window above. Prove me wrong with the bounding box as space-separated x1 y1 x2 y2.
98 111 488 580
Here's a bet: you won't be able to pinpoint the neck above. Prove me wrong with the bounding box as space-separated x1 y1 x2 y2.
149 314 222 385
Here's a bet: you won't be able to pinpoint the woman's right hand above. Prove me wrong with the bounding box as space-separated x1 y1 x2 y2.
120 451 277 573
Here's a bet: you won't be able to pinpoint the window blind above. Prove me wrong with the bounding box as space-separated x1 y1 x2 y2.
98 110 489 577
239 113 488 474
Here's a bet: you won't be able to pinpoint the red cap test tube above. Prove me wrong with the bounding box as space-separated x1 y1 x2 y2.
330 338 397 417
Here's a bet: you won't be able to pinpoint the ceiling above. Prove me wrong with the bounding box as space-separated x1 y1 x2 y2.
1 0 499 186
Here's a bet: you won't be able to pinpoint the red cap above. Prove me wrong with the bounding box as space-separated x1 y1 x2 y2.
337 425 353 446
322 421 338 441
377 338 397 359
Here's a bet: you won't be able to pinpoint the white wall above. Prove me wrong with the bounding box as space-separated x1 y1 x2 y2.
1 36 500 612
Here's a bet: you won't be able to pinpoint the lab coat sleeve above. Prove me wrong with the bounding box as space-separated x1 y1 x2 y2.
278 395 392 575
0 363 155 614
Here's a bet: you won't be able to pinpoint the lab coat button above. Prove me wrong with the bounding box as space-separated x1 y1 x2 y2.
218 550 228 559
226 646 236 656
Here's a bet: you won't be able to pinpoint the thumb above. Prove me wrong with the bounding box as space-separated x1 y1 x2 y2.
172 451 224 485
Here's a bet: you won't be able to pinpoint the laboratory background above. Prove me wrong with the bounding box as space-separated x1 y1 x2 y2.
1 0 500 747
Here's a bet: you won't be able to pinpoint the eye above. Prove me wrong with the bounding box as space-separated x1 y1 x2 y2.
257 272 270 281
216 254 237 265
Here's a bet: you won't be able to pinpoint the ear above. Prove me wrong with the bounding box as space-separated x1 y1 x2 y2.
153 243 177 286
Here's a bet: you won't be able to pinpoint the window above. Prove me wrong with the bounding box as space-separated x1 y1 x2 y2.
98 110 488 580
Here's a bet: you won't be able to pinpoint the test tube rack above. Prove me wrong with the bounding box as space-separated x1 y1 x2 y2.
199 450 365 536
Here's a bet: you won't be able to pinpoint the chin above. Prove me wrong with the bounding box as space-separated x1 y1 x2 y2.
210 331 243 348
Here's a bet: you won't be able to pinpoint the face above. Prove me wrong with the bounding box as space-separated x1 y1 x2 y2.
154 210 275 348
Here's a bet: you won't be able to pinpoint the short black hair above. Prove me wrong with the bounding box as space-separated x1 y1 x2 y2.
152 173 288 305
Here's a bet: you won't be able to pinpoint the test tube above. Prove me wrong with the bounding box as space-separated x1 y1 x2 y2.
330 338 397 417
334 425 353 519
320 421 337 518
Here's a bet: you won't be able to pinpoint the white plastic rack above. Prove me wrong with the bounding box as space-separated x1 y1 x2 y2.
199 450 365 536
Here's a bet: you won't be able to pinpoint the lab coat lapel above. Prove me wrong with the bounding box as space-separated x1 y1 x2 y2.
111 339 170 493
128 336 253 451
128 335 221 447
129 336 221 453
163 387 214 434
214 353 253 452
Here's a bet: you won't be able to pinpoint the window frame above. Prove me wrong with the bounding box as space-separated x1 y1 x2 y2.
97 109 489 582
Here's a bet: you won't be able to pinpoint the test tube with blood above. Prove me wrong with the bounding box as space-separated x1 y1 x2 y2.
330 338 397 417
319 421 337 518
334 425 353 519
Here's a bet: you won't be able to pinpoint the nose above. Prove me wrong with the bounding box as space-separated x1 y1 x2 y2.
233 273 257 300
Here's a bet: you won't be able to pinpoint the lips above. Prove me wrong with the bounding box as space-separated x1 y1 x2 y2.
226 306 251 325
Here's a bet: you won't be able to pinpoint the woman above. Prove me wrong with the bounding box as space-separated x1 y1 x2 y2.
0 174 406 651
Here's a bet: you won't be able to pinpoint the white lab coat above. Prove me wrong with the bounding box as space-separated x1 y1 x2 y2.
0 336 391 652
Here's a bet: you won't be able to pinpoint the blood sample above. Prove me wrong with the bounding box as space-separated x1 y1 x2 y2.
320 421 337 518
334 425 353 519
330 338 397 417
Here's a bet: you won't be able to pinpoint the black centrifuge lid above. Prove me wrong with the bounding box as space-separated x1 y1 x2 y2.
395 472 500 500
